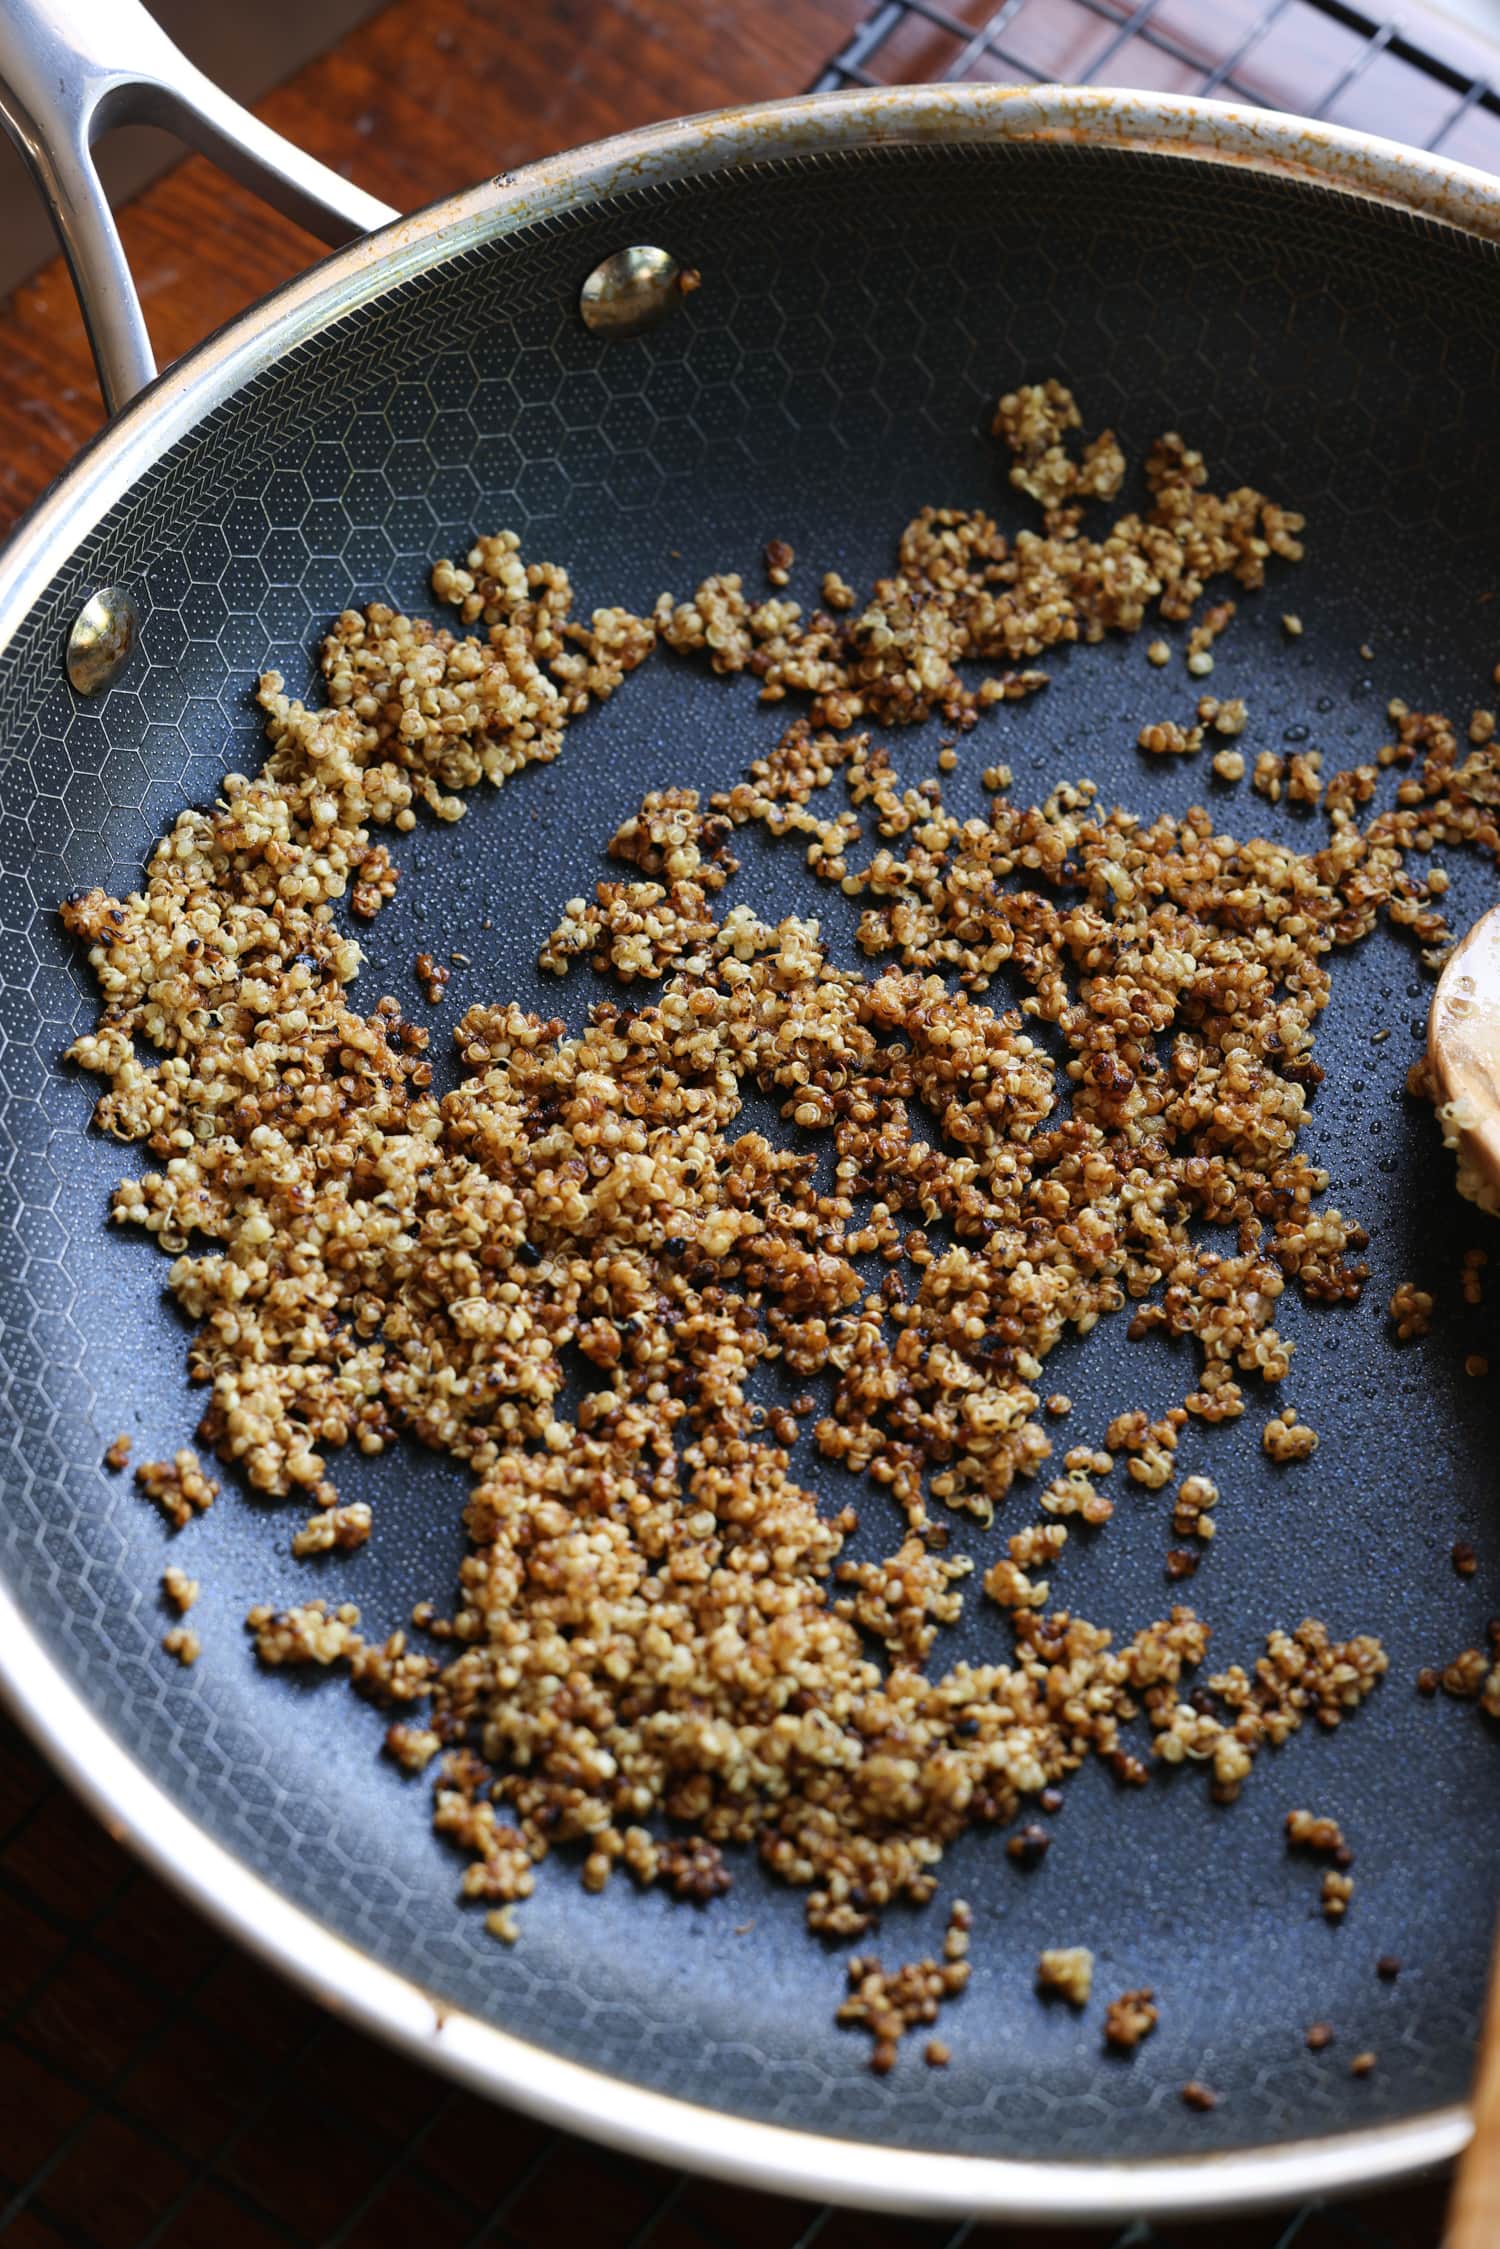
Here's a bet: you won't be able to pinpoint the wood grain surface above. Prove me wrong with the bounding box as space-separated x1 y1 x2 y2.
0 0 860 534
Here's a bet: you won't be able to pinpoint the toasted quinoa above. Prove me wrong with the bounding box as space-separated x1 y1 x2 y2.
77 376 1500 2027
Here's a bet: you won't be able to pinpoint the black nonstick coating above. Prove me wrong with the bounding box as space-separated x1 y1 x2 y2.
2 140 1500 2169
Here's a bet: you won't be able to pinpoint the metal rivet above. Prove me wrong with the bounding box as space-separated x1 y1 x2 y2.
579 246 689 338
67 586 137 695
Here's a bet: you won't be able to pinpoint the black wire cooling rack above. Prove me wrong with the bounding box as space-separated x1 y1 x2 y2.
813 0 1500 174
2 3 1496 2246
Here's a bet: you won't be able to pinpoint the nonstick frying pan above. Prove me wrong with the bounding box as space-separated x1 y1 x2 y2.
3 0 1500 2222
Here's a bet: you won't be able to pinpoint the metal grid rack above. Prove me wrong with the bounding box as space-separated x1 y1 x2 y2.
814 0 1500 174
1 2 1495 2246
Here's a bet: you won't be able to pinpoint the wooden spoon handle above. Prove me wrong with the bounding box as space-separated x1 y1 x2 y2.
1428 901 1500 1214
1446 1926 1500 2249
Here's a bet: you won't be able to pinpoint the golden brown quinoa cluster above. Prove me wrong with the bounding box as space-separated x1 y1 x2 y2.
1436 1631 1500 1720
1285 1807 1347 1856
838 1900 972 2073
1286 1807 1356 1921
1103 1987 1158 2050
651 382 1302 732
134 1450 218 1531
1036 1945 1094 2006
1321 1870 1355 1921
1388 1280 1435 1339
161 1564 199 1613
1262 1409 1319 1465
72 376 1500 2035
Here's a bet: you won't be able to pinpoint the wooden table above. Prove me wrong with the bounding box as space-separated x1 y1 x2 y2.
0 0 859 532
0 1 1460 2242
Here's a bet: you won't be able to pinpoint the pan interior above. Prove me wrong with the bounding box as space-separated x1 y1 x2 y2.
3 141 1500 2166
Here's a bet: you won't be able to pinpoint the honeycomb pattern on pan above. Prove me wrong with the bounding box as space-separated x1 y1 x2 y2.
2 143 1500 2162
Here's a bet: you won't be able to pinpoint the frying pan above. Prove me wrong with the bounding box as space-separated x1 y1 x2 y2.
2 0 1500 2223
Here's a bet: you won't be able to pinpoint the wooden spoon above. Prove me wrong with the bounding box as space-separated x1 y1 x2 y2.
1449 1950 1500 2249
1428 901 1500 1221
1430 902 1500 2249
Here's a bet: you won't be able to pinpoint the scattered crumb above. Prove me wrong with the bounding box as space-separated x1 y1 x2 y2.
134 1450 218 1531
1172 1474 1218 1543
1453 1542 1478 1578
1306 2022 1334 2050
1037 1947 1094 2007
1138 720 1202 757
1462 1249 1487 1306
1282 613 1303 637
1147 638 1170 666
1103 1989 1158 2050
1435 1636 1500 1718
1465 1355 1489 1380
1186 602 1234 666
384 1723 441 1772
1321 1869 1355 1921
161 1565 199 1614
1287 750 1323 806
1198 694 1247 737
414 951 450 1005
292 1502 373 1558
1263 1409 1317 1464
1211 748 1245 783
104 1433 132 1472
1388 1281 1434 1340
763 539 795 588
838 1902 972 2074
1181 2081 1219 2111
1006 1823 1051 1869
1286 1808 1347 1856
247 1598 364 1668
1350 2050 1377 2078
1253 749 1286 801
924 2038 951 2068
1377 1955 1401 1982
486 1906 520 1944
162 1626 200 1666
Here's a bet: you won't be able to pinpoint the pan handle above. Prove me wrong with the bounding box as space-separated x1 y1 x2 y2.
0 0 398 416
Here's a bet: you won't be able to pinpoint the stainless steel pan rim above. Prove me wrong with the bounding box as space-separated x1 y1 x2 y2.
0 77 1496 2222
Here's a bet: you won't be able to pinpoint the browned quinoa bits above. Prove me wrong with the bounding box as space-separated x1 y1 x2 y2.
78 375 1500 2066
